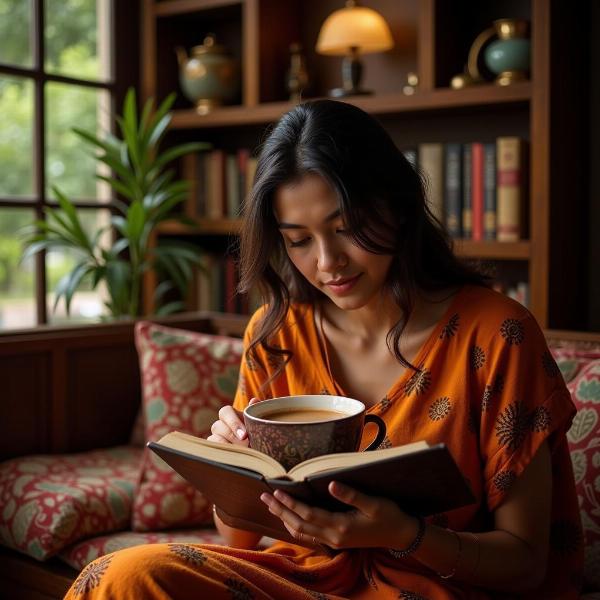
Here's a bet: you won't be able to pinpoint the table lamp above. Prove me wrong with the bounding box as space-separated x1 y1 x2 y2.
316 0 394 97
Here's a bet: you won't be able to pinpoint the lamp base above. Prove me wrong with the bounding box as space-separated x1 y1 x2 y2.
328 87 372 98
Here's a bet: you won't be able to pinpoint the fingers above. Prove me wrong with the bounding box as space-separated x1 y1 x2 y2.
328 481 381 518
210 405 248 445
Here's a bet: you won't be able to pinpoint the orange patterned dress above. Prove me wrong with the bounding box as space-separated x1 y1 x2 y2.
65 285 582 599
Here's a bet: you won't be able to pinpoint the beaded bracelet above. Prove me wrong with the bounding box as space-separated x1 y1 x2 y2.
388 516 426 559
436 530 463 579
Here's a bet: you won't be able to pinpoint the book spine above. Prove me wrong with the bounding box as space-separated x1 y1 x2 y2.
483 142 497 240
496 137 523 241
181 153 197 219
224 254 237 313
226 154 239 219
237 148 249 215
207 150 225 219
444 143 462 238
418 143 444 225
462 145 472 239
471 142 484 241
196 152 207 217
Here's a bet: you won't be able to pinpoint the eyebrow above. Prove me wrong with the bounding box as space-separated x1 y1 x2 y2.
278 208 341 229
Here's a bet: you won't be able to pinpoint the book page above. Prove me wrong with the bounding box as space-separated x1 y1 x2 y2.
286 440 429 482
157 431 287 479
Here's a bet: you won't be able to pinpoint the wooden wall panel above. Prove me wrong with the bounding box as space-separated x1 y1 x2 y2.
66 343 140 452
0 353 50 460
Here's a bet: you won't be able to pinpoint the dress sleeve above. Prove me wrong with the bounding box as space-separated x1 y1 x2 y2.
232 307 268 413
479 312 576 512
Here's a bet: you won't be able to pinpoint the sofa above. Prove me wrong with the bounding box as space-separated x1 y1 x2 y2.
0 313 599 600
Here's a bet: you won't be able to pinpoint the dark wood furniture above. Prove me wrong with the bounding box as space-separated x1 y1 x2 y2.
139 0 589 330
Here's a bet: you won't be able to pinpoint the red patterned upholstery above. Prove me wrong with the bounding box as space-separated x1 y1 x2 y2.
0 446 142 560
131 322 244 531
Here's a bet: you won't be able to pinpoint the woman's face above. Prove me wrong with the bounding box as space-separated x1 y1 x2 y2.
273 173 393 311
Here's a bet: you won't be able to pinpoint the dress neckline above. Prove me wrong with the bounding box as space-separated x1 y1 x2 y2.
310 286 465 410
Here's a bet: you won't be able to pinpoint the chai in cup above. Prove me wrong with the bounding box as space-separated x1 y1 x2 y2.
243 394 386 471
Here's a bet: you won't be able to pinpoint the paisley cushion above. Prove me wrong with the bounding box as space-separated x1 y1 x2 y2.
58 527 226 571
131 321 243 532
565 358 600 591
0 446 142 560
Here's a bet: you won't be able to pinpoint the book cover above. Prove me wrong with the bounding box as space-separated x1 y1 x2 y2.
418 143 444 225
462 145 472 239
226 154 240 219
471 142 484 241
496 137 524 242
444 143 462 238
149 433 475 547
483 143 497 240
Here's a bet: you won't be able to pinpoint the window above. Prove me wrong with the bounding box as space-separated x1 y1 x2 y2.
0 0 130 329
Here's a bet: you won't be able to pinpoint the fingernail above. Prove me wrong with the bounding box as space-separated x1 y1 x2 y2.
236 428 246 439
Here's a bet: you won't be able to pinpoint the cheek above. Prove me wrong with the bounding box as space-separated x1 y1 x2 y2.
286 250 314 279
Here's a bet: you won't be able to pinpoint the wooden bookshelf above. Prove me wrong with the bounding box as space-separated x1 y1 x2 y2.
141 0 587 328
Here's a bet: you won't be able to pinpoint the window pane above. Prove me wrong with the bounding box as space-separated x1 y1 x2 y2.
0 0 33 68
0 76 34 198
46 83 111 201
47 208 111 324
0 209 36 329
44 0 111 81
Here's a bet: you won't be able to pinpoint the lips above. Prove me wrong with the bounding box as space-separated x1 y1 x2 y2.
324 275 360 286
323 274 362 295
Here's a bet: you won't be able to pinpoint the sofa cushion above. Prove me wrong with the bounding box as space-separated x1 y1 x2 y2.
0 446 142 561
58 527 226 571
132 321 243 531
566 358 600 592
550 345 600 384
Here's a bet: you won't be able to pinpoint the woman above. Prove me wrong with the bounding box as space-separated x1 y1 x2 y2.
65 100 581 599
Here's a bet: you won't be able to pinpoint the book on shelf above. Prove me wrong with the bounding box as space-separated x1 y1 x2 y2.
444 143 462 238
471 142 484 241
483 143 497 240
496 137 525 242
462 144 472 239
149 431 476 546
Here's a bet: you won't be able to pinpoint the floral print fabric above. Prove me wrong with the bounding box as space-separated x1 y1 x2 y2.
0 446 141 560
131 321 244 531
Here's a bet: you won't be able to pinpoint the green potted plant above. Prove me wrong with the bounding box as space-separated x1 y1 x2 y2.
22 88 208 317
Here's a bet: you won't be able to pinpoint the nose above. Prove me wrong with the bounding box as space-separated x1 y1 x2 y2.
316 237 347 272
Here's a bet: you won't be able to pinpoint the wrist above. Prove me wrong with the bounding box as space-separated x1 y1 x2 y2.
388 516 427 559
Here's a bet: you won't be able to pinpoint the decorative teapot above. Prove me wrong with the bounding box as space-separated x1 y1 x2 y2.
175 34 240 114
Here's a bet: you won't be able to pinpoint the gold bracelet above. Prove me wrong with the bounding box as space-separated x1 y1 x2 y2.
436 530 462 579
465 531 481 576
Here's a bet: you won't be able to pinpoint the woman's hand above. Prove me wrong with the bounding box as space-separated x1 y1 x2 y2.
207 397 262 446
260 480 418 550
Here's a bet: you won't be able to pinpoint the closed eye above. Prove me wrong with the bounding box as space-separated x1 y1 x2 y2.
287 237 310 248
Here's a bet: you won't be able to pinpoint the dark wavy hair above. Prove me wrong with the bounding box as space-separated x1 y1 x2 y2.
238 99 488 382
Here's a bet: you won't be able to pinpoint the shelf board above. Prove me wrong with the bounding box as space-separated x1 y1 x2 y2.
454 239 531 260
155 0 240 17
170 83 531 129
157 219 242 235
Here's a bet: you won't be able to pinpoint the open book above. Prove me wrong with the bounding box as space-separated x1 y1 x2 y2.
149 431 475 546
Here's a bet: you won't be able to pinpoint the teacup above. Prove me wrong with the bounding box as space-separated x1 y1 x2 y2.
243 394 387 471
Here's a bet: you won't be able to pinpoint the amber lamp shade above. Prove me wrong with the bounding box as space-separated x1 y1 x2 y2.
315 0 394 97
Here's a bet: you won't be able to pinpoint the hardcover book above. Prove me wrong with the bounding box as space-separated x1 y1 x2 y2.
149 431 475 546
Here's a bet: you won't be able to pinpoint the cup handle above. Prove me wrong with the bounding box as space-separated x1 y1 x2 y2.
363 414 387 451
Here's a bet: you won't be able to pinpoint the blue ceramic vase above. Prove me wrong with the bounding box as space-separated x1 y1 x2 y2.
484 19 530 86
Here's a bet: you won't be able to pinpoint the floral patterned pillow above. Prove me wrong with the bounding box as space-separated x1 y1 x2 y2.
566 358 600 591
131 321 243 532
0 446 142 560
